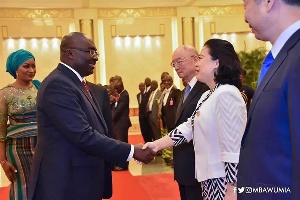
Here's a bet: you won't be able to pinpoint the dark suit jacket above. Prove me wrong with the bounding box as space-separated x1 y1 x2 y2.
137 92 142 107
238 29 300 200
111 90 132 142
139 90 151 118
161 86 181 131
88 82 114 197
88 82 113 138
174 81 209 185
28 64 131 200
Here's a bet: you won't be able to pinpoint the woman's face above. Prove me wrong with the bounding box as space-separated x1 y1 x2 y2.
195 46 218 85
16 59 36 82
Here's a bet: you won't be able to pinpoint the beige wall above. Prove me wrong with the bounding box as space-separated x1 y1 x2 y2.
0 6 267 105
103 18 174 108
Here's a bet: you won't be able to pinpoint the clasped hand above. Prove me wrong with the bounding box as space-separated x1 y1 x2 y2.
133 143 158 164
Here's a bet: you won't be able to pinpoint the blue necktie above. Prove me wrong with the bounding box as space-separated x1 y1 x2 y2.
257 51 274 87
183 84 191 102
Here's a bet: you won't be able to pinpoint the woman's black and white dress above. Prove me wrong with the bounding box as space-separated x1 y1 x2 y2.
168 84 247 200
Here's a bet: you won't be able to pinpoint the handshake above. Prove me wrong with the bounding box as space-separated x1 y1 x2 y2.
132 142 158 164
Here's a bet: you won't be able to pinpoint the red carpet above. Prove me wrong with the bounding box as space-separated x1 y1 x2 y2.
0 185 9 199
128 133 145 144
107 171 151 200
135 173 180 200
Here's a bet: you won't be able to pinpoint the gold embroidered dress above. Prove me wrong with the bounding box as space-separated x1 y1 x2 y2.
0 84 38 200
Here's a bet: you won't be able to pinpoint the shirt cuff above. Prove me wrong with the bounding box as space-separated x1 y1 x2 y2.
127 145 134 161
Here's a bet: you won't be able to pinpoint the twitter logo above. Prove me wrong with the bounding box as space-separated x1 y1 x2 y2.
238 187 245 193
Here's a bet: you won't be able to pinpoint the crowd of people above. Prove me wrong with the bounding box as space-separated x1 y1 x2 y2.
0 1 299 199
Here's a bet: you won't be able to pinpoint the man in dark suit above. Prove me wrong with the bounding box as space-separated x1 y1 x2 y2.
161 75 181 132
171 45 209 200
111 80 131 170
28 32 155 200
137 82 145 108
161 75 181 164
238 1 300 200
139 78 154 143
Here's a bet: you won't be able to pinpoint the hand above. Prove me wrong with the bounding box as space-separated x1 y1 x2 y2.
142 142 159 153
133 144 156 164
1 160 17 182
225 184 237 200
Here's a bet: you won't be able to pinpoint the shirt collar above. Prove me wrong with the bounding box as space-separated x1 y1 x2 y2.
166 85 174 92
188 76 197 89
271 20 300 58
60 62 84 82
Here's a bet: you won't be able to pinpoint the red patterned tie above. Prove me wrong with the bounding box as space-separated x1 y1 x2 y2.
82 81 92 97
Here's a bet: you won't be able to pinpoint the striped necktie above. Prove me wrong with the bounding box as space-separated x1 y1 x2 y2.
82 81 92 97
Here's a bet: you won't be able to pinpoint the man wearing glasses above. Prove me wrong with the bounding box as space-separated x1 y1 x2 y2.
171 45 209 200
28 32 155 200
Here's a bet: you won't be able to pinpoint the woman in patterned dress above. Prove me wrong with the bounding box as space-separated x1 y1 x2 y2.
0 49 40 200
144 39 247 200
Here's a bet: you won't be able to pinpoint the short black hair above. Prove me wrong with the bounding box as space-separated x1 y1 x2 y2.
204 39 242 89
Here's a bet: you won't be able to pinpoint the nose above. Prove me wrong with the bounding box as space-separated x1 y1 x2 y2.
28 67 35 72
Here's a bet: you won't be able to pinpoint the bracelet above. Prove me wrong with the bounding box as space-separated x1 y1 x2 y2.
0 160 7 166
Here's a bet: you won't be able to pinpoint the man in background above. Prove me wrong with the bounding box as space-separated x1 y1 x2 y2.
171 45 209 200
147 80 162 141
139 78 154 143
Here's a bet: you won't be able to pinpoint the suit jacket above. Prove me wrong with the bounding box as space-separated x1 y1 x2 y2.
238 29 300 200
28 64 131 200
87 82 114 197
111 90 131 141
139 90 151 118
88 82 113 138
137 92 142 107
161 86 181 131
147 89 162 121
173 81 209 185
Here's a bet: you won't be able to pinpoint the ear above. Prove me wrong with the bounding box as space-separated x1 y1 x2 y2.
65 49 74 59
214 59 219 69
264 0 275 12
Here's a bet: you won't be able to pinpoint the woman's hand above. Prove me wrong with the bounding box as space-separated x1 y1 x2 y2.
142 142 159 153
1 160 17 182
225 184 237 200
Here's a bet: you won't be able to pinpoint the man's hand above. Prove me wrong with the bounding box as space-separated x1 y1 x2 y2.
133 144 156 164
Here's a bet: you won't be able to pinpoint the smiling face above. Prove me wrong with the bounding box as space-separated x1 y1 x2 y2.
195 46 219 88
16 59 36 82
61 33 98 77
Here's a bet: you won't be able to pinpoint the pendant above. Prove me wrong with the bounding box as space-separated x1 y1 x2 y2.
196 111 200 116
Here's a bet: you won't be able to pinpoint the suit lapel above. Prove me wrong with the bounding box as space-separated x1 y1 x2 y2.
57 64 109 134
248 29 300 117
175 82 201 123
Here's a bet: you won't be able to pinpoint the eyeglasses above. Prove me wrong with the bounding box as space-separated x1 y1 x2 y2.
170 55 199 68
68 47 100 57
